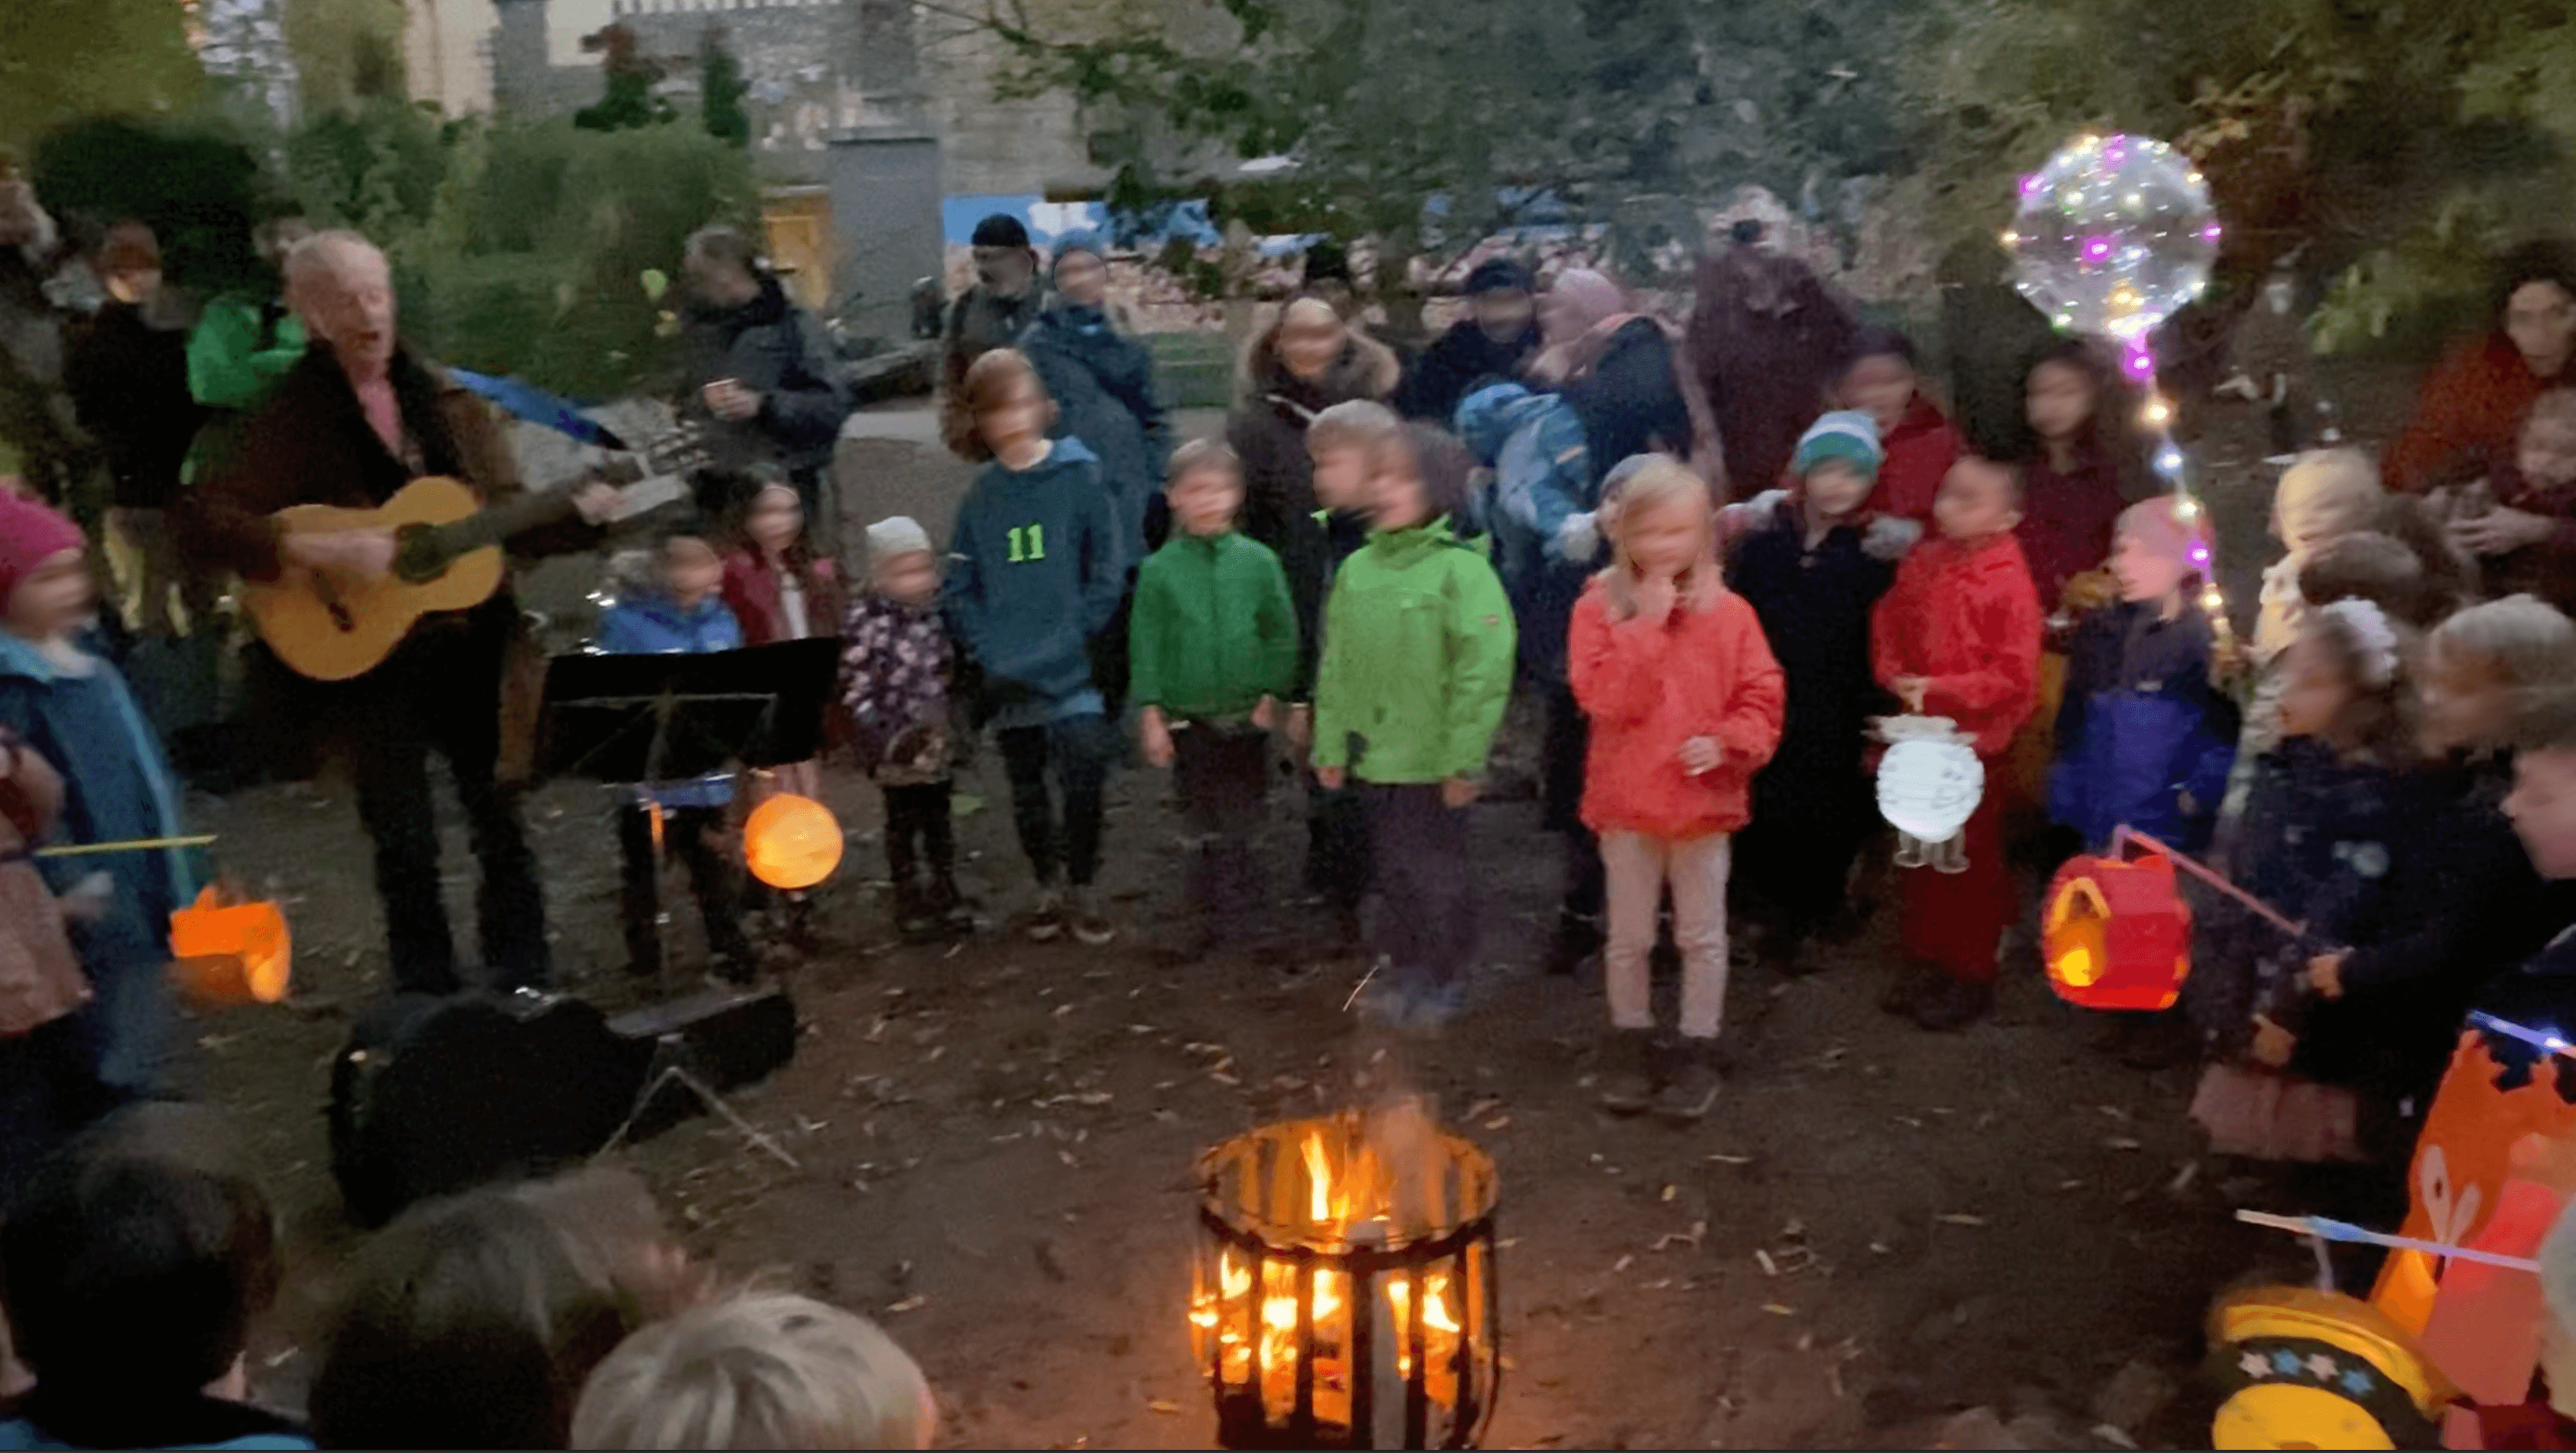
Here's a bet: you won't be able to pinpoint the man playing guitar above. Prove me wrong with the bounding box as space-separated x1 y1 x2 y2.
187 231 617 997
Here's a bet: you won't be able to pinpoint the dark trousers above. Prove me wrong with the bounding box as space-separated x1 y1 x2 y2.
1739 749 1873 941
1305 774 1371 910
1362 782 1475 994
325 616 547 995
882 780 956 885
617 801 751 973
1174 721 1268 922
1540 679 1605 927
999 712 1117 888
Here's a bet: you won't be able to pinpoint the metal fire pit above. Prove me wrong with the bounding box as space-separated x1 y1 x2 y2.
1190 1113 1500 1449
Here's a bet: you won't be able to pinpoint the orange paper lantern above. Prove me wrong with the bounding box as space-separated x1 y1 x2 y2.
743 793 843 890
2042 852 2191 1010
167 885 293 1006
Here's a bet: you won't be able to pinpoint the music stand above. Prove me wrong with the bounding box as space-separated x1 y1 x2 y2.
535 636 841 1150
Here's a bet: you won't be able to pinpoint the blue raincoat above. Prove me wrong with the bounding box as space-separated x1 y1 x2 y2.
1455 382 1595 683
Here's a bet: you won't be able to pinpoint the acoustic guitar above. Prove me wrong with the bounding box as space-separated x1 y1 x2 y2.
245 426 707 682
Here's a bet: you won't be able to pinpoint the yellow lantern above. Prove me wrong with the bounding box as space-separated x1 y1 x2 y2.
743 793 843 891
167 884 293 1006
2206 1286 2450 1450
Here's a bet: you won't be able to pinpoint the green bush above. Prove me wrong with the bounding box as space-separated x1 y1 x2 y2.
30 116 267 292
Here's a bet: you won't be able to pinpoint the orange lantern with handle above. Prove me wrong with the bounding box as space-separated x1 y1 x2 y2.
2043 850 2193 1010
743 793 843 890
168 883 293 1006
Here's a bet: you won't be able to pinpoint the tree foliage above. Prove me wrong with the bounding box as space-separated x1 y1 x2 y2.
283 0 409 114
28 116 269 292
576 24 677 133
700 31 752 147
0 0 202 153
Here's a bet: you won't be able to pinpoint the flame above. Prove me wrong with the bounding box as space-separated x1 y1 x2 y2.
1305 1132 1335 1223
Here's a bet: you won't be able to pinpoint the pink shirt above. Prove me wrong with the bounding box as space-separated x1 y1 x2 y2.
353 373 403 461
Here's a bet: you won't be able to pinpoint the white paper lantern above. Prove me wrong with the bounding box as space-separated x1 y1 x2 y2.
1878 731 1985 844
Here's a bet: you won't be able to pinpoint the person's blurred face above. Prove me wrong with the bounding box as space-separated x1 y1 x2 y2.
975 377 1049 456
876 551 940 606
1312 443 1375 512
746 489 803 555
1279 307 1345 382
2508 281 2576 379
2 550 92 640
2263 275 2295 315
2112 529 2191 605
1471 288 1534 344
1054 252 1108 309
2276 634 2356 741
975 246 1036 298
1372 450 1431 532
1623 493 1706 582
296 245 398 376
105 269 161 306
257 217 313 272
1934 458 2022 541
2026 359 2096 444
661 535 723 603
1168 467 1244 538
2420 642 2523 754
2523 410 2576 489
684 250 757 308
2508 745 2576 880
1803 460 1873 521
1841 353 1916 432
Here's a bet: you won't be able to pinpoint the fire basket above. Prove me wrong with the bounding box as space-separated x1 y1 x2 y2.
1189 1109 1500 1450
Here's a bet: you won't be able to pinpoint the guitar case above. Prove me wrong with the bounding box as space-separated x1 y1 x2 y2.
327 991 652 1228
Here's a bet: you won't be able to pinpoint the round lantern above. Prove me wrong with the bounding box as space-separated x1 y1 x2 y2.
1876 726 1984 844
743 793 844 890
2004 132 2219 341
168 884 293 1006
2206 1287 2448 1450
2041 852 2193 1010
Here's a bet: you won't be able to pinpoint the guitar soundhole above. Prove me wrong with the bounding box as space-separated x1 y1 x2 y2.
326 601 355 633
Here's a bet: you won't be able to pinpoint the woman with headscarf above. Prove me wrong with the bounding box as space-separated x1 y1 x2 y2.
1531 269 1717 494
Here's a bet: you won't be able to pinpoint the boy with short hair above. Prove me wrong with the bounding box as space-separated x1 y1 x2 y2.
842 516 971 943
1291 399 1400 950
595 524 756 983
1130 440 1299 960
1870 456 2045 1030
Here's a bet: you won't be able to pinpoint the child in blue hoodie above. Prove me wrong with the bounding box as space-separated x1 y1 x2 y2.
594 524 756 982
946 348 1125 946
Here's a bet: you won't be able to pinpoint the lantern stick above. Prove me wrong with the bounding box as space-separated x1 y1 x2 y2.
2110 826 2304 940
32 833 219 859
2234 1210 2542 1275
2465 1010 2576 1065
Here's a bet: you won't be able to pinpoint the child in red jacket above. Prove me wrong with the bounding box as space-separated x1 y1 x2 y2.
1871 455 2044 1029
1570 459 1785 1121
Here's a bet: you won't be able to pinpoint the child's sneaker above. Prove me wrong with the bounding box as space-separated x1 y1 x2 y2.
1911 978 1994 1032
1067 888 1116 947
1024 888 1068 943
1652 1039 1725 1124
1597 1031 1658 1115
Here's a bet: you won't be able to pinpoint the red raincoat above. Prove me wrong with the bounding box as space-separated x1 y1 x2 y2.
1870 532 2044 759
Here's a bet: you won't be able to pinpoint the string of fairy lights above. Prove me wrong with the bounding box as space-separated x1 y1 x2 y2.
2002 132 2239 660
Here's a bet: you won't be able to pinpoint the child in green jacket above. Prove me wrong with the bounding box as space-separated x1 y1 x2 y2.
1131 440 1300 960
1312 424 1517 1029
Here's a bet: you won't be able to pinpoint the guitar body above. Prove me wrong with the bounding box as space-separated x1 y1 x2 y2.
243 477 508 682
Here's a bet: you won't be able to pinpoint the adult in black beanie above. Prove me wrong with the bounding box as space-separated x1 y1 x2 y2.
1393 256 1542 425
942 212 1045 425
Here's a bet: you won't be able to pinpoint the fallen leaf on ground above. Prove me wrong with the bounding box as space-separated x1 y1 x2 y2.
886 1295 927 1313
1147 1400 1180 1416
1938 1212 1987 1227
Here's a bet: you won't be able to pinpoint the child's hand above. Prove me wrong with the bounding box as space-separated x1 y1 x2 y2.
1316 764 1345 790
2304 951 2347 1000
1893 676 1930 714
1441 775 1480 810
1287 704 1313 757
1139 708 1175 770
1252 695 1278 732
2177 789 2200 818
1632 575 1678 627
2251 1014 2297 1068
1679 736 1723 775
58 870 112 925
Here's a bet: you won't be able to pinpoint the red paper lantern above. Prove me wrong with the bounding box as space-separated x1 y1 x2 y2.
2042 852 2192 1010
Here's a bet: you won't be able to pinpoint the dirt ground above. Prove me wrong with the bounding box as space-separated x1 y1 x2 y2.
173 375 2422 1451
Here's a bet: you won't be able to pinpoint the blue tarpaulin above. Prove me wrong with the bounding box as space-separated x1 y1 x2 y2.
447 367 627 449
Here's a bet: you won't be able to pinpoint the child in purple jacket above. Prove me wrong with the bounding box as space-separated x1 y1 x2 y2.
842 517 972 942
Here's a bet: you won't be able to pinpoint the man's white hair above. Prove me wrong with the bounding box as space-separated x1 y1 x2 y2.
282 229 388 300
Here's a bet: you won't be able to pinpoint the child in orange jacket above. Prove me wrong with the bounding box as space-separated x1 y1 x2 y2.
1570 459 1784 1120
1870 456 2044 1029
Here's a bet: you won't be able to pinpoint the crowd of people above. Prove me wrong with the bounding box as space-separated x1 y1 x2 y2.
7 169 2576 1442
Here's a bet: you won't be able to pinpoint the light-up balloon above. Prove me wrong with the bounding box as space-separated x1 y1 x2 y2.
2004 132 2218 341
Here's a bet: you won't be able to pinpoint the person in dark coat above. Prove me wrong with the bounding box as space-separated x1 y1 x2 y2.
1730 413 1916 972
1686 221 1859 501
1020 234 1170 565
1395 257 1541 425
63 222 209 640
681 225 852 541
941 213 1044 431
1229 296 1395 701
1534 269 1713 491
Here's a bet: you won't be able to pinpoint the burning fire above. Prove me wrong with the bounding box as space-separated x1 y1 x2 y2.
1190 1129 1467 1425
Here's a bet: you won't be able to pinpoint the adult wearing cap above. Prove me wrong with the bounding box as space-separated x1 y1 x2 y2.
1394 257 1543 425
681 225 852 547
1018 234 1168 563
941 214 1045 414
